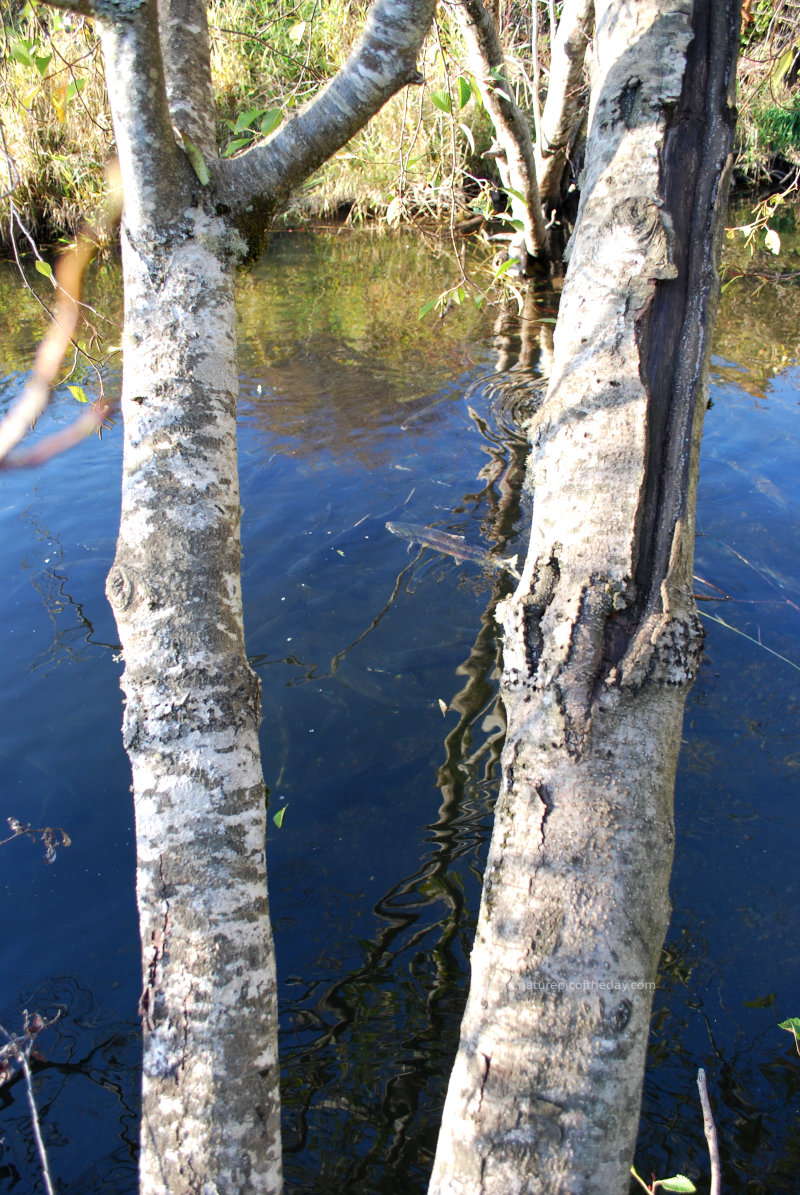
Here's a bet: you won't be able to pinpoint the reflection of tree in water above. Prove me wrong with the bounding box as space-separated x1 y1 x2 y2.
0 977 139 1194
636 930 800 1194
279 286 554 1194
22 513 118 673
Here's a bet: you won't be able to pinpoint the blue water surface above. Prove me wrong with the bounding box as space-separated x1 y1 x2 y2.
0 236 797 1193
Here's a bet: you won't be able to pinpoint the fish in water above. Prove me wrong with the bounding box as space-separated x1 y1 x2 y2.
386 521 520 579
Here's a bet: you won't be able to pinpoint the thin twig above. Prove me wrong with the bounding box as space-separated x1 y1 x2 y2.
697 1068 722 1195
19 1050 56 1195
0 1017 58 1195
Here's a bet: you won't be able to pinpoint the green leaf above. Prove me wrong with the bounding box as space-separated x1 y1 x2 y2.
273 805 288 828
34 53 51 76
431 89 451 114
34 259 54 282
260 109 283 137
66 77 86 103
287 19 306 43
456 76 472 109
234 107 266 133
9 39 35 69
779 1017 800 1035
179 131 210 185
223 137 252 157
661 1178 697 1193
772 45 795 86
67 384 89 404
418 296 438 319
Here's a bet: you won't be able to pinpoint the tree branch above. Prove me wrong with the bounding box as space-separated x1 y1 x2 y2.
96 0 189 236
158 0 218 159
536 0 594 210
215 0 437 224
451 0 550 268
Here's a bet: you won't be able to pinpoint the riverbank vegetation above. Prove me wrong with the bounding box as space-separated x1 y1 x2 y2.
1 0 798 249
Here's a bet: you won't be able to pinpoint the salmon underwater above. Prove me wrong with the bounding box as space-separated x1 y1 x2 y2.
386 521 520 579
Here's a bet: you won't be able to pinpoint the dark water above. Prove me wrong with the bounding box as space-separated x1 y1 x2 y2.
0 231 798 1193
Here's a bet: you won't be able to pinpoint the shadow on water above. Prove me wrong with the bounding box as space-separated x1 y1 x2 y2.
0 226 799 1192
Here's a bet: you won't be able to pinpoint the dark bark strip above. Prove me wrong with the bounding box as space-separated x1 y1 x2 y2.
635 0 741 616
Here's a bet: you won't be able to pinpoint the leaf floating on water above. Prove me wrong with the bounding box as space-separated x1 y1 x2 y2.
273 805 288 829
438 698 448 716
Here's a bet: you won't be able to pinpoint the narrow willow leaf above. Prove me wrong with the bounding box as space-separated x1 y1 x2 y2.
179 132 210 185
67 384 89 404
431 90 451 113
458 122 475 154
418 296 438 319
234 107 266 133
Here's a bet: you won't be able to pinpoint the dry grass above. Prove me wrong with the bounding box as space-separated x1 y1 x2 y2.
0 11 112 244
1 0 790 247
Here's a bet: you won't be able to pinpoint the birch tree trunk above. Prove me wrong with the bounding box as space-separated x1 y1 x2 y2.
452 0 549 270
535 0 594 213
429 1 740 1191
35 0 438 1189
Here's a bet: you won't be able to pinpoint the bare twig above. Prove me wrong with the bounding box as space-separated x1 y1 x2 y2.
697 1068 722 1195
0 1013 60 1195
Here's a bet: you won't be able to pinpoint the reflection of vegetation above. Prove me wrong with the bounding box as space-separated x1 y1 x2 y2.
278 287 549 1195
236 232 494 459
0 257 122 383
713 229 800 396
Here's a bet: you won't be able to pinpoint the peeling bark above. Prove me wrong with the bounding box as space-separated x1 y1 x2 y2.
429 2 739 1192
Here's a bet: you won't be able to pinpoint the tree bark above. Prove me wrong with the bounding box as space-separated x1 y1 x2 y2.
82 0 438 1190
429 1 739 1192
535 0 594 213
452 0 550 271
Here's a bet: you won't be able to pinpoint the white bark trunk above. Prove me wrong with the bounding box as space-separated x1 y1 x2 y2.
106 204 282 1193
88 0 440 1189
535 0 594 212
451 0 550 270
429 1 739 1191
